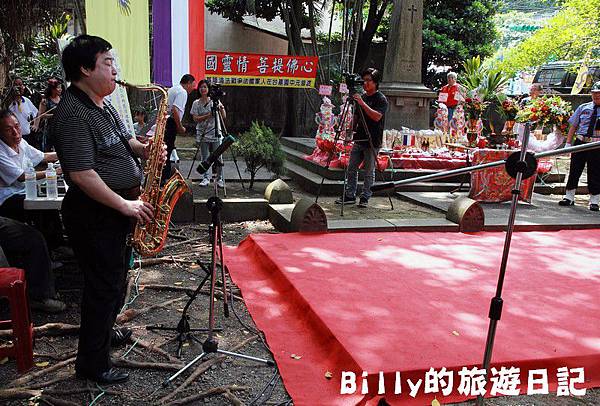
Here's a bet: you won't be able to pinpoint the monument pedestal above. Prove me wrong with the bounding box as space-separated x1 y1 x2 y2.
380 82 436 130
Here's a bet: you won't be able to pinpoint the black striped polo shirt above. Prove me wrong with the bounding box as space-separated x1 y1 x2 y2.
50 85 143 190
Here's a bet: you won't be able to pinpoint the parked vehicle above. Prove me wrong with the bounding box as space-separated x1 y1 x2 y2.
533 61 600 94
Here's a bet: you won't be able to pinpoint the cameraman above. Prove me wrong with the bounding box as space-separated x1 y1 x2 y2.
191 80 226 187
336 68 388 208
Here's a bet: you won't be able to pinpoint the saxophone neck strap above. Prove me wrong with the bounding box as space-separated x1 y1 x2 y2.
105 106 142 170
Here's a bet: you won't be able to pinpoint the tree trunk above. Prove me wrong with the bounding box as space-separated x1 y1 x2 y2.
307 0 325 85
353 0 391 73
282 0 305 138
249 171 255 190
0 28 9 103
348 0 365 72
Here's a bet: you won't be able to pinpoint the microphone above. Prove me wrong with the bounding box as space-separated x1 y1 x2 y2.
196 134 237 174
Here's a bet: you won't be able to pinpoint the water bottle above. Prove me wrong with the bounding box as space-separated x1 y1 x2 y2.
46 162 58 199
24 160 37 200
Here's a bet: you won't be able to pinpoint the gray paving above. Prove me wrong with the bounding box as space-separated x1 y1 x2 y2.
398 191 600 230
176 158 286 182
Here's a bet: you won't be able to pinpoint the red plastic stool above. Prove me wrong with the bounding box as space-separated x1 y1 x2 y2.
0 268 34 373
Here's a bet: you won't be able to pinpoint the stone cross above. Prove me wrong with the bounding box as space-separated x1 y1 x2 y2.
380 0 436 130
383 0 423 83
408 4 417 23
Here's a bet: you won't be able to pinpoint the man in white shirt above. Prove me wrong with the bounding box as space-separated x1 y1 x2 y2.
0 110 59 221
163 74 195 182
8 78 39 145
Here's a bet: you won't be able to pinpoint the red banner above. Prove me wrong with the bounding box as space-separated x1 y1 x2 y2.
205 51 318 88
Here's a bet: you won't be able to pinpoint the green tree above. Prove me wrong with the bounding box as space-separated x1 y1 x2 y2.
0 0 68 103
421 0 500 87
231 121 286 189
497 0 600 75
352 0 392 72
374 1 500 87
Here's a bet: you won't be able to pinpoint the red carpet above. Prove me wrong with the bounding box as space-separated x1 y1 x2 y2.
224 230 600 405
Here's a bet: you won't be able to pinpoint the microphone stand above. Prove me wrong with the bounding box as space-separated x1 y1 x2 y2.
162 176 274 387
476 122 533 405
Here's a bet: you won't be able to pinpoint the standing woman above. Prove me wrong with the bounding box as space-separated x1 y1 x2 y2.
190 80 226 187
35 78 63 151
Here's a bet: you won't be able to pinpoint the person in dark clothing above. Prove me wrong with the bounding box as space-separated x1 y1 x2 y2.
336 68 389 208
50 35 166 385
0 216 66 313
559 81 600 211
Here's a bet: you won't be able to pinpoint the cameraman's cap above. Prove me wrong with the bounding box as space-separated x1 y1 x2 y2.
591 81 600 93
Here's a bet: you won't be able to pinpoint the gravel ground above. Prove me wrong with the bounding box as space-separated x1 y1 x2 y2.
0 179 598 405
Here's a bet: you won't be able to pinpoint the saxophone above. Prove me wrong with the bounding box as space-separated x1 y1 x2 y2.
116 80 191 257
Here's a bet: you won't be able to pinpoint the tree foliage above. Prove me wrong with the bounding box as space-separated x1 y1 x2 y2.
231 121 286 189
0 0 67 101
497 0 600 75
421 0 500 88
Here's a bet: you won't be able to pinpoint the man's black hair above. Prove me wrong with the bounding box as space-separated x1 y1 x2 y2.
180 74 196 85
62 35 113 82
0 110 17 121
361 67 382 89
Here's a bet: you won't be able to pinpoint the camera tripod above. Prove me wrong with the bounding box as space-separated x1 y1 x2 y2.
163 190 274 387
187 96 246 194
315 90 394 216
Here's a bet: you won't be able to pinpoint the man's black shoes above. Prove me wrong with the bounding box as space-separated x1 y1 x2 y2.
558 198 574 206
357 198 368 208
111 327 132 347
591 204 599 211
76 368 129 385
335 196 356 205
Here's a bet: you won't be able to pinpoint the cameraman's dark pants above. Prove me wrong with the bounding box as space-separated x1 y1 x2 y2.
62 187 133 375
566 138 600 195
162 117 177 184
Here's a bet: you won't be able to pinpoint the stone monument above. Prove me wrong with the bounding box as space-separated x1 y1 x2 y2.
380 0 436 130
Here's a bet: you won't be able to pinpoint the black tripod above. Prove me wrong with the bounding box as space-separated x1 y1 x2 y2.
145 263 217 357
187 98 245 193
163 192 274 387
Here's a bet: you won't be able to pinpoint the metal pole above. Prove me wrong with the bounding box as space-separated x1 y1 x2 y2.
476 123 532 405
371 140 600 193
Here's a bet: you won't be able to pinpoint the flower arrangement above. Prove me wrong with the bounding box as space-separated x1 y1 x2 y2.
498 98 519 121
516 95 573 132
463 95 488 120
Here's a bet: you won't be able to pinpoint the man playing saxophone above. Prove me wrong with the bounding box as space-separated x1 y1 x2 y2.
50 35 166 384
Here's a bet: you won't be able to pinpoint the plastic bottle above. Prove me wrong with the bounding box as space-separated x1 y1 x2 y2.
46 162 58 199
24 159 37 200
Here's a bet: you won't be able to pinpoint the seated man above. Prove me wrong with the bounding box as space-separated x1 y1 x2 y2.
0 109 61 222
0 216 66 313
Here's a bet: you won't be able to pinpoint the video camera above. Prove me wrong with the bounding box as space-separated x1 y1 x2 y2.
343 72 364 94
209 83 225 101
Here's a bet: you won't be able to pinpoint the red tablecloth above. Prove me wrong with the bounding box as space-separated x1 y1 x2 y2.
391 156 467 170
469 149 536 203
305 147 467 171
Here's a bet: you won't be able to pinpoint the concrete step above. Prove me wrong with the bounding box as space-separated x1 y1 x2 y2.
281 137 315 155
284 160 469 196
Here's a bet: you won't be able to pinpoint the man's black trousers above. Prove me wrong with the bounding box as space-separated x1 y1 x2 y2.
62 187 132 375
565 139 600 195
